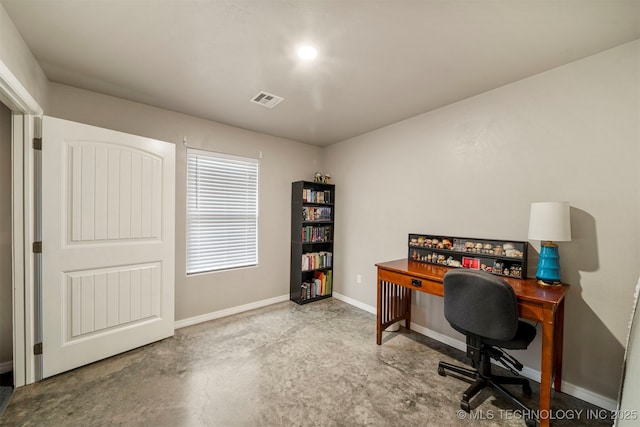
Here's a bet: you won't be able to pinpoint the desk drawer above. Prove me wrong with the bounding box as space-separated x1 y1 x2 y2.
519 301 544 323
379 269 443 296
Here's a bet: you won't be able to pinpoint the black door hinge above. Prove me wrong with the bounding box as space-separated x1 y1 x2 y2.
34 342 43 355
33 241 42 253
33 137 42 151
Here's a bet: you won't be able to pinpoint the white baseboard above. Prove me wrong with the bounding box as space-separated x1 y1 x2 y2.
409 321 466 352
0 360 12 374
174 294 290 330
559 382 617 412
333 292 376 314
334 295 618 411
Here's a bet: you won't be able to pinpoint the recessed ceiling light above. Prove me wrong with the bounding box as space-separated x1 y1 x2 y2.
297 45 318 61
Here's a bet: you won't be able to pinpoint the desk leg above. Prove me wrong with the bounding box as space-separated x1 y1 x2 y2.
405 291 412 331
376 277 412 345
539 309 555 427
376 277 383 345
553 300 565 392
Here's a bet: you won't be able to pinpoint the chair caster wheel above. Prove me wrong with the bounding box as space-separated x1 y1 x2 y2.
523 383 532 396
460 401 471 412
525 417 537 427
438 365 445 376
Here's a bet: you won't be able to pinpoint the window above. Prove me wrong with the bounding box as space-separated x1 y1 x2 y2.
186 149 258 274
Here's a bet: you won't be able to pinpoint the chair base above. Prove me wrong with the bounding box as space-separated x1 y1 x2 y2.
438 361 538 427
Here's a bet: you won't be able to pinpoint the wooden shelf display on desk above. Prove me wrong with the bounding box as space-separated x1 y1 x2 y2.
408 233 527 279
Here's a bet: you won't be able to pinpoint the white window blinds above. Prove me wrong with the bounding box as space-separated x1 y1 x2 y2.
186 149 259 274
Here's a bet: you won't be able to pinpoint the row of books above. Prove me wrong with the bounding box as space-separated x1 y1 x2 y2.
302 189 333 204
301 225 332 243
302 206 332 221
301 251 332 271
300 270 333 300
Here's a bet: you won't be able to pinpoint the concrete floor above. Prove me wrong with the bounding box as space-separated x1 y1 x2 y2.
0 299 612 426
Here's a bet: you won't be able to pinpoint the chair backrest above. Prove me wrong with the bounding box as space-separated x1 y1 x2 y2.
443 269 519 342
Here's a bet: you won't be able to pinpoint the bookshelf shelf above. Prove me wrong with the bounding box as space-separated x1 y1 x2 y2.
291 181 335 304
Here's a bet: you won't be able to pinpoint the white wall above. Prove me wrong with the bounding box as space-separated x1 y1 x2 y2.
0 4 48 110
0 102 12 367
47 83 323 321
616 278 640 427
324 40 640 403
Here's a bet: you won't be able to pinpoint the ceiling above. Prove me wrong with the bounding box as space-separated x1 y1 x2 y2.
2 1 639 146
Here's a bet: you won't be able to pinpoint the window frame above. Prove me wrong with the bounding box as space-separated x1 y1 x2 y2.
185 148 259 275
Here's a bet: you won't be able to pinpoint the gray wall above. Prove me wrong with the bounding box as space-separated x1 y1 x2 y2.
0 102 12 366
324 40 640 402
47 83 323 321
1 0 639 404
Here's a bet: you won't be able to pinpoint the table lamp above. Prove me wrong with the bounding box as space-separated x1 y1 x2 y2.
528 202 571 285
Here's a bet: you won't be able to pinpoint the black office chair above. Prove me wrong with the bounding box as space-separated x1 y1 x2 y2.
437 269 538 427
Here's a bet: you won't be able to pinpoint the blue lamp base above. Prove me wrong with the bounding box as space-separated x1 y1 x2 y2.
536 242 562 286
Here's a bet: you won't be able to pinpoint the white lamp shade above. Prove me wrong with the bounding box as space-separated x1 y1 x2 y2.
528 202 572 242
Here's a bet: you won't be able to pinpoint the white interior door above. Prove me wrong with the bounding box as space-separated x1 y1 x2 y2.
41 116 175 378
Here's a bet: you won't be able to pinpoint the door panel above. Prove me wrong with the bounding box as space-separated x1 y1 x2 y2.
68 141 162 242
65 262 161 339
42 116 175 378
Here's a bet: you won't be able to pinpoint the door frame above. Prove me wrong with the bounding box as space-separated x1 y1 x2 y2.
0 57 43 386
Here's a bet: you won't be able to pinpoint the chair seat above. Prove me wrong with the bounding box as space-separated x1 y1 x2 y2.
452 320 536 350
486 321 536 349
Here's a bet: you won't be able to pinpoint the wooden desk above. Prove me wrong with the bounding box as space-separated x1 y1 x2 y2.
376 259 569 427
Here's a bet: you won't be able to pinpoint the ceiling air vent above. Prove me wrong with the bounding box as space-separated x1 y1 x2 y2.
250 91 284 108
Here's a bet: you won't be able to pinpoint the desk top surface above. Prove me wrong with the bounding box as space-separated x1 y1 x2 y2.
376 258 569 306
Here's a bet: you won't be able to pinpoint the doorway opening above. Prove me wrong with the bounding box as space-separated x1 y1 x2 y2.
0 101 14 412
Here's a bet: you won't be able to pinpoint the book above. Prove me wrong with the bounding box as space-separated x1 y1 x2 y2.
301 225 332 243
302 206 332 222
301 252 333 271
302 188 332 204
314 271 325 295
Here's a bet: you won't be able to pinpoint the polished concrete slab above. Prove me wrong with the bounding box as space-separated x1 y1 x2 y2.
0 299 612 426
